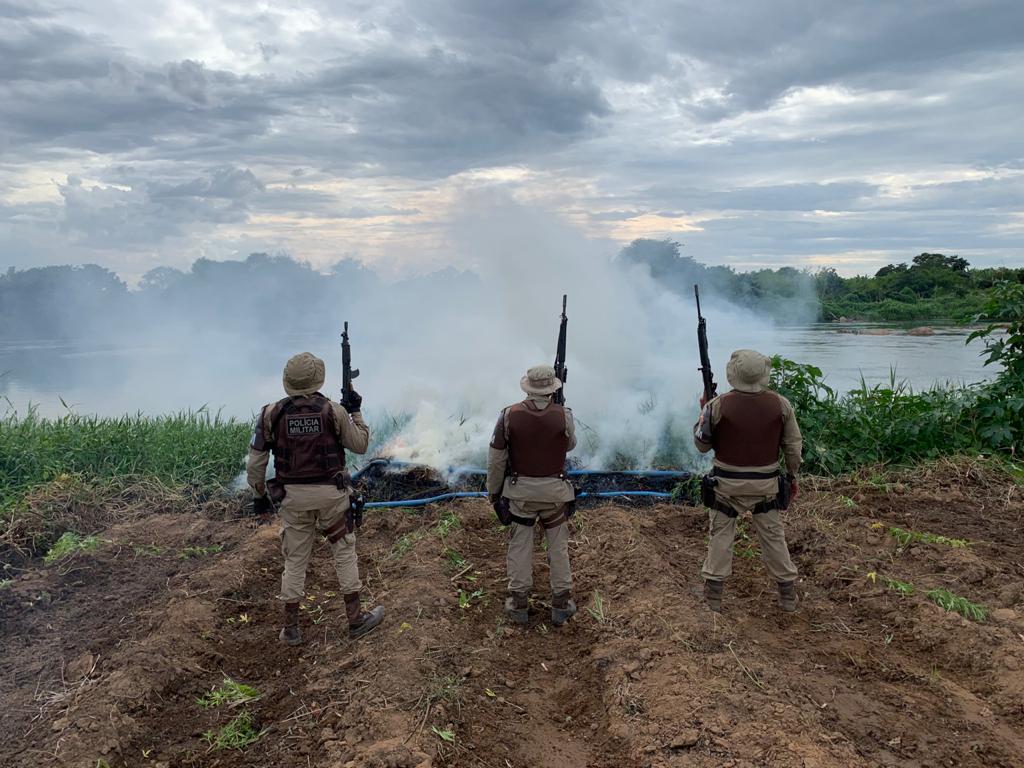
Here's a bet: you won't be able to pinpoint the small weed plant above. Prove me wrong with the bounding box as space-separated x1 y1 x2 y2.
588 589 607 623
732 519 758 560
197 678 260 708
202 711 265 751
431 726 455 743
926 588 987 621
44 532 101 564
888 527 968 549
443 547 467 570
867 572 915 596
458 588 484 609
434 510 461 538
179 543 224 559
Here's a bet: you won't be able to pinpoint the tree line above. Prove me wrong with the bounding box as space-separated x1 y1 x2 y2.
619 240 1024 323
3 242 1023 341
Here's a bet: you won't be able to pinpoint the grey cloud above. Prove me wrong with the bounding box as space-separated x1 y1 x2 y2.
56 166 265 246
0 0 1022 278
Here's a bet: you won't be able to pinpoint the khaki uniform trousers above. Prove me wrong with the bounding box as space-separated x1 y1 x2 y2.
700 496 798 583
278 485 361 602
507 500 572 595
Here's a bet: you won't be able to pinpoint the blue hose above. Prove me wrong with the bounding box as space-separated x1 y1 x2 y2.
352 457 690 481
363 489 674 509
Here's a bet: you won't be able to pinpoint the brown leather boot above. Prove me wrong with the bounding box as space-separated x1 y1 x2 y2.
703 579 724 613
345 592 385 639
551 591 577 626
504 591 529 625
279 601 301 646
777 581 798 612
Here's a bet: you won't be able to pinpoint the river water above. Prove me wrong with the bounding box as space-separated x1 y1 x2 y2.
0 324 998 421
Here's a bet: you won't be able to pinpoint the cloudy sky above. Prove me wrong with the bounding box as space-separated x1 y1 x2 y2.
1 0 1022 279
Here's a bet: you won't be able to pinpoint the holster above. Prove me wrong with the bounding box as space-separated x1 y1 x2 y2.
700 474 718 509
564 499 577 520
347 493 365 531
777 475 792 511
267 478 286 504
494 497 513 526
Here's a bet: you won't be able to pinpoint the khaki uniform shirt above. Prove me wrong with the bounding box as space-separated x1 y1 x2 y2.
487 395 577 503
693 390 802 498
247 400 370 509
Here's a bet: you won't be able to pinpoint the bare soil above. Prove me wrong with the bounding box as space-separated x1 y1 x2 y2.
2 461 1023 767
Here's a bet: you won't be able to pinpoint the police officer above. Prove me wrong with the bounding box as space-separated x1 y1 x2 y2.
248 352 384 645
694 349 802 612
487 365 578 626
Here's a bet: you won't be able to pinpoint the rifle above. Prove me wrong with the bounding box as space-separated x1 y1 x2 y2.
340 321 360 410
694 285 717 402
553 294 568 405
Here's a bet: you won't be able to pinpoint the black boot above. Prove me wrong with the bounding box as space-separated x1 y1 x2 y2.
777 581 798 612
280 601 302 646
504 591 529 625
345 591 385 639
551 591 577 626
703 579 724 613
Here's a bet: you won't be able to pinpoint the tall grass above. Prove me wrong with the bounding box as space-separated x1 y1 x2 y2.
0 407 251 510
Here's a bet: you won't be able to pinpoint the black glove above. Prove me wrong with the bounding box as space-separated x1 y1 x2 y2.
342 388 363 412
253 494 273 516
490 495 512 526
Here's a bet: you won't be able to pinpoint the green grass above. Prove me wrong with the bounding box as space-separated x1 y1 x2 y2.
197 678 260 708
0 407 250 512
888 527 968 549
43 532 101 564
179 543 224 559
925 588 987 621
1 408 250 560
202 711 265 751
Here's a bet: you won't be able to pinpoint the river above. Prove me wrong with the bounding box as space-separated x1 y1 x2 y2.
0 324 998 420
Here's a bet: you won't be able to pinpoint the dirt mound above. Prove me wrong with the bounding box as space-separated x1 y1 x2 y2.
2 460 1023 767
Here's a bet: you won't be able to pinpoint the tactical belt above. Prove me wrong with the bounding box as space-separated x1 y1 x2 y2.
509 472 567 485
710 467 780 480
712 499 780 518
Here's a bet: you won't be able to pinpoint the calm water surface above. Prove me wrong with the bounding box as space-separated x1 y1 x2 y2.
0 325 998 420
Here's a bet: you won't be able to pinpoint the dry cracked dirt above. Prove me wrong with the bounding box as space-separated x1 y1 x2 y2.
2 461 1024 767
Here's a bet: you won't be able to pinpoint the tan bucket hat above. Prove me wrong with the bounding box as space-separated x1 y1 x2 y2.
725 349 771 393
283 352 326 397
520 364 562 396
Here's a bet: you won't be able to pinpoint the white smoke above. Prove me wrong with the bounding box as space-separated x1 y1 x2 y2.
355 189 772 469
1 190 774 471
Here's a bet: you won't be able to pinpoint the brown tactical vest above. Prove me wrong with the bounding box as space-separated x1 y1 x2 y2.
268 394 345 484
712 391 784 467
503 400 570 478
